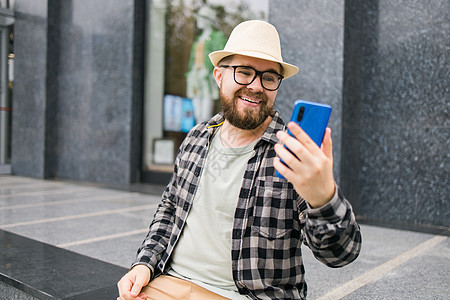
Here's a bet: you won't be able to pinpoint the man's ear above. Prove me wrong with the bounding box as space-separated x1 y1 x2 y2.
213 67 222 87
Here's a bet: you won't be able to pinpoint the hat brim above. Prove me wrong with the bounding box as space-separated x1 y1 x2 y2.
209 50 299 79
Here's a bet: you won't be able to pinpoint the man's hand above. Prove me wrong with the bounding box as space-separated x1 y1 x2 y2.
274 122 335 208
117 264 151 300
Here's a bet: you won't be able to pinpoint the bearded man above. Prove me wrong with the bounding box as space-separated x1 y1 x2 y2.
118 20 361 300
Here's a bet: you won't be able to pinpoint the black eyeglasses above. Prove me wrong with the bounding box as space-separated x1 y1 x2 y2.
219 65 284 91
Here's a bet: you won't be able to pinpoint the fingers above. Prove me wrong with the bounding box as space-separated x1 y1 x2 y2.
130 279 147 298
275 123 336 207
277 122 332 160
274 143 301 174
117 274 133 299
275 128 313 168
117 295 147 300
321 127 333 161
273 156 295 182
117 265 151 300
286 122 320 153
276 123 319 163
138 293 148 300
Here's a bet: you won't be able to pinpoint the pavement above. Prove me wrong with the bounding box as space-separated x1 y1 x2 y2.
0 175 449 299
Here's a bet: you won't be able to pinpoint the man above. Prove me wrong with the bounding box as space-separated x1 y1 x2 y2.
118 20 361 300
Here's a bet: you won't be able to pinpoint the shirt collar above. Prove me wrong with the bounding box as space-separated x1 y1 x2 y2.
259 111 286 145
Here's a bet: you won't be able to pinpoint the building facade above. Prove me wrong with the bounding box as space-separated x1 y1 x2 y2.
0 1 14 174
8 0 449 230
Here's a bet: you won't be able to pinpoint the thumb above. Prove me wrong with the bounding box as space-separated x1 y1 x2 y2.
129 265 151 297
321 127 333 160
131 280 144 297
130 273 149 297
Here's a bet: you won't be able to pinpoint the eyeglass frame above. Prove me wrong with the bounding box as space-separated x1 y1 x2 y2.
219 65 284 91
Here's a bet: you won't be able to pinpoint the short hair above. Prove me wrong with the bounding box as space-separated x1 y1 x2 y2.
217 55 234 66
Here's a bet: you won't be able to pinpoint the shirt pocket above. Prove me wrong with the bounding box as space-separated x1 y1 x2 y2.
251 180 294 240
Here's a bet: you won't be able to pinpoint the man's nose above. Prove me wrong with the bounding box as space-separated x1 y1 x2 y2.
246 75 264 91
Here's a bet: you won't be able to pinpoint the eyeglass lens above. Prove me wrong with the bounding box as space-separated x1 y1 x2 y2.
234 66 282 91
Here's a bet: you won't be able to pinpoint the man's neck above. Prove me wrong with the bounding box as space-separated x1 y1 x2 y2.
220 116 272 148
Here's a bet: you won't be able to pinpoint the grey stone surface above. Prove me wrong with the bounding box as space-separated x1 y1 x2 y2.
11 0 143 185
0 164 11 175
11 0 49 179
0 188 116 207
270 0 345 183
302 225 438 299
0 229 127 299
343 237 450 300
341 0 449 228
0 194 155 225
65 233 146 268
3 208 156 246
46 0 135 185
0 281 39 300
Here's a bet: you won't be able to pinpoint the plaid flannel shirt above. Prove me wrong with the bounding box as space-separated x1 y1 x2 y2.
133 111 361 299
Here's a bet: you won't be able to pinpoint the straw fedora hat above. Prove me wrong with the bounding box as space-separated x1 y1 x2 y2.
209 20 299 79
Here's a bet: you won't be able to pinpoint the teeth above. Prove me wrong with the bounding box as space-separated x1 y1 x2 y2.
241 97 259 104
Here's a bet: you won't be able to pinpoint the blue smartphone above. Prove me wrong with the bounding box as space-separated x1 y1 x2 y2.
276 100 332 178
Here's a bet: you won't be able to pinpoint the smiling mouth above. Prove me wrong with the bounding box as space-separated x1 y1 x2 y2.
240 96 261 104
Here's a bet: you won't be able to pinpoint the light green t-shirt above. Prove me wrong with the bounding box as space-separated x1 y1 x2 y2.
169 128 256 299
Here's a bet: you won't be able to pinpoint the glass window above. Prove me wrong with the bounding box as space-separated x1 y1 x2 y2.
0 25 13 171
142 0 268 183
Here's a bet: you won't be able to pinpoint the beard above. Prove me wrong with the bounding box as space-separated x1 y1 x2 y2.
220 87 274 130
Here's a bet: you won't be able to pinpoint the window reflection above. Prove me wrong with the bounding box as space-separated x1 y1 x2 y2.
142 0 268 181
